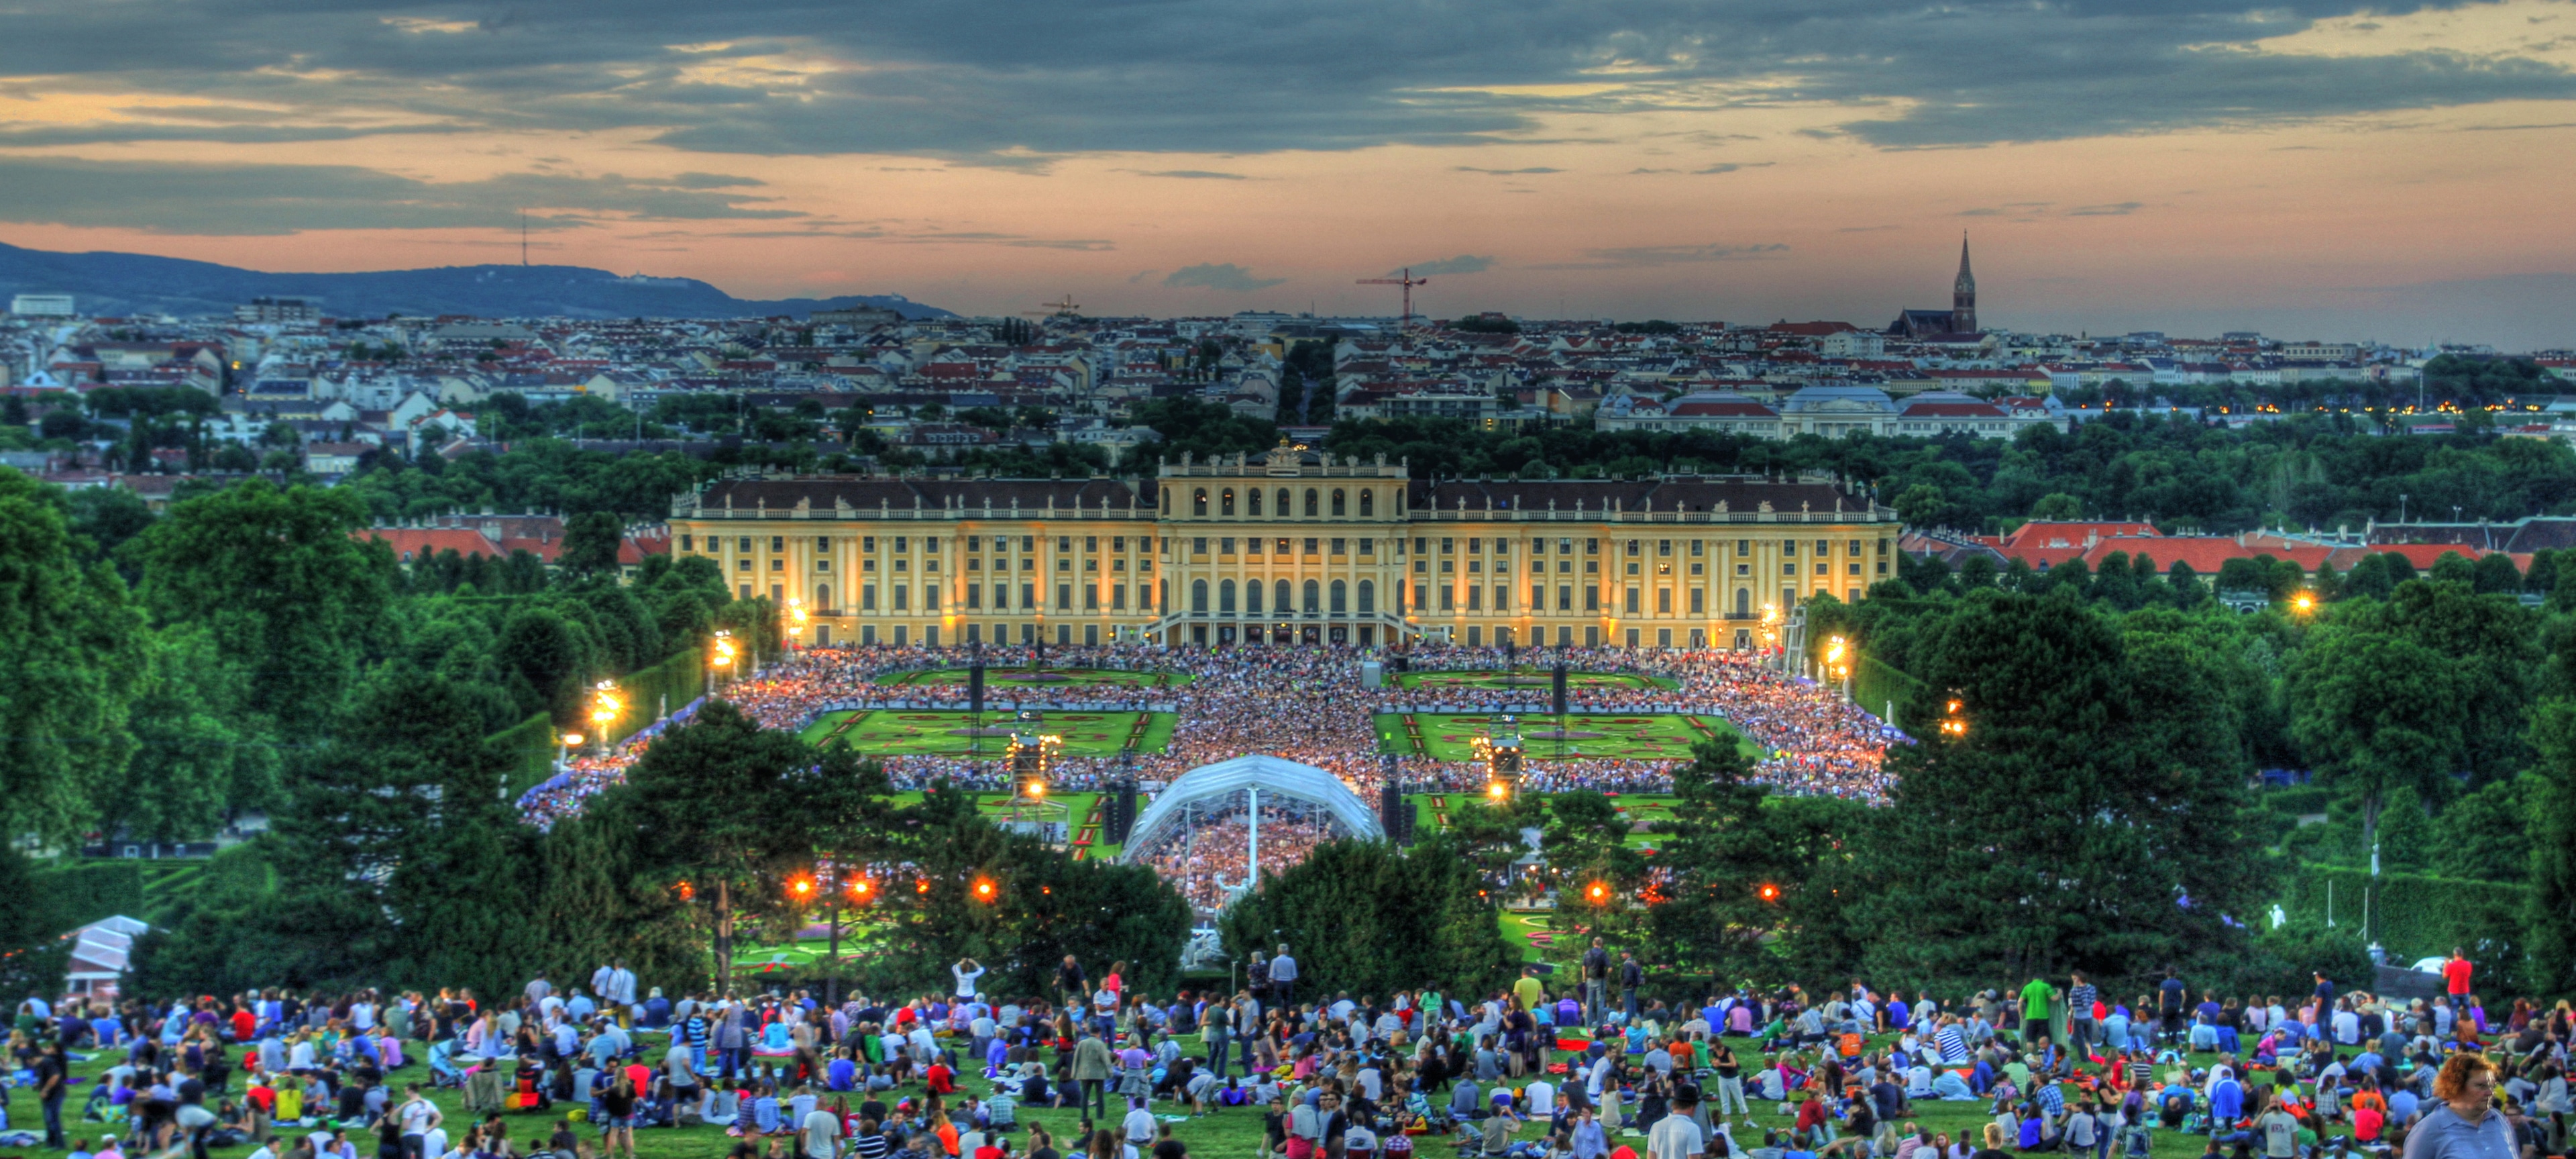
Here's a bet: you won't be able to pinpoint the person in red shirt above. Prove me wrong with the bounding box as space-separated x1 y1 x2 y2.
926 1061 955 1095
2443 948 2475 998
231 1007 256 1044
2352 1104 2384 1144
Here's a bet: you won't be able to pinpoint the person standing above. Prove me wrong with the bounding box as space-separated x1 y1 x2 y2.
1203 993 1233 1081
395 1085 441 1159
1271 946 1298 1009
2065 974 2096 1058
1619 952 1644 1023
1073 1029 1114 1119
954 959 987 1001
2018 977 2053 1049
36 1039 69 1148
2442 949 2475 1004
2156 969 2187 1046
804 1097 845 1159
1581 940 1611 1027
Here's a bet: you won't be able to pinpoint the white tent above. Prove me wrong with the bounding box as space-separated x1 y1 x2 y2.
1118 754 1383 866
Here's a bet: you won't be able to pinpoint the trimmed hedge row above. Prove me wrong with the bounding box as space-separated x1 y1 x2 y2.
2279 864 2528 989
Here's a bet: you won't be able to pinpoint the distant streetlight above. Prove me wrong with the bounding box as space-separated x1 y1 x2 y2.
588 681 622 755
707 630 738 697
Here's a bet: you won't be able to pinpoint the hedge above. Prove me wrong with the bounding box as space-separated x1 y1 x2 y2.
1854 656 1925 726
39 860 148 929
2278 863 2528 987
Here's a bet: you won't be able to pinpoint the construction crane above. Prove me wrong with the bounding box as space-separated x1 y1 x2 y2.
1024 295 1081 318
1355 268 1428 329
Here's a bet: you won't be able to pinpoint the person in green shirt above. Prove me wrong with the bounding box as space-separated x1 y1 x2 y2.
2019 978 2055 1046
1513 968 1546 1013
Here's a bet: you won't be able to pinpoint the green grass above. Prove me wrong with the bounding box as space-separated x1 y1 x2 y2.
875 666 1193 689
1379 713 1756 762
1391 668 1679 692
23 1019 2318 1159
804 711 1177 757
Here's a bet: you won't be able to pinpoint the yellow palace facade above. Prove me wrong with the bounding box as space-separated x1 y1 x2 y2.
665 447 1897 649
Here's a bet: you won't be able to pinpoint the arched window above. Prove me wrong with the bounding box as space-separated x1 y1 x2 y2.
1246 581 1264 615
1304 489 1320 517
1276 489 1291 517
1330 489 1346 516
1275 579 1292 616
1220 579 1237 613
1358 490 1374 517
1302 578 1322 615
1735 587 1751 615
815 583 830 610
1221 489 1236 516
1248 489 1263 516
1330 579 1348 615
1356 579 1375 614
1191 578 1209 613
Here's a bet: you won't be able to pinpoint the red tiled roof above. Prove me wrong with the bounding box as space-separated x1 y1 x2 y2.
361 528 504 562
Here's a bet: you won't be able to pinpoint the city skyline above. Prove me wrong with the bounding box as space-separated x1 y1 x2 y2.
4 0 2575 346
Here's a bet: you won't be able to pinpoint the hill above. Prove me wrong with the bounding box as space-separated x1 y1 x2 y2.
0 241 951 321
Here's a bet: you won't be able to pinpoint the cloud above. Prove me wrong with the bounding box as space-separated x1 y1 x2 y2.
1163 263 1288 291
1393 255 1495 276
2069 201 2145 216
1130 169 1250 179
0 156 798 236
0 0 2569 193
1127 269 1160 284
1455 166 1564 175
1534 243 1788 270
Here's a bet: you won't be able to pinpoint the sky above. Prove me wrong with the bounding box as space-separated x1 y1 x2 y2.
4 0 2575 347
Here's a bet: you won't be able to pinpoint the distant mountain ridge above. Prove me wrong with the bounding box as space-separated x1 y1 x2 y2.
0 241 952 321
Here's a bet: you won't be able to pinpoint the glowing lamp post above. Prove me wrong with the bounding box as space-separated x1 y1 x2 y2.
707 630 738 698
588 681 623 755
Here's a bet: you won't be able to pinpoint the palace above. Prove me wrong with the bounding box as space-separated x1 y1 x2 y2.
665 446 1896 650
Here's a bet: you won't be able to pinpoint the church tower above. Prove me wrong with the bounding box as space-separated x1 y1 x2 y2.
1951 233 1978 334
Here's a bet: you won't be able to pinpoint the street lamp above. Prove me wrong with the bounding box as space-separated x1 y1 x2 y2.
707 630 737 698
1938 696 1969 739
588 681 622 755
2291 590 2317 615
557 732 582 768
1823 635 1851 699
787 599 808 650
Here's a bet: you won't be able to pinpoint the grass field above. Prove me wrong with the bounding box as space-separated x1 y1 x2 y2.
803 710 1178 756
19 1013 2296 1159
875 666 1193 689
1379 712 1757 762
1391 668 1679 693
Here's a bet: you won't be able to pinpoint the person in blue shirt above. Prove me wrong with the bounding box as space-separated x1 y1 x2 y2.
829 1053 859 1092
2209 1077 2244 1124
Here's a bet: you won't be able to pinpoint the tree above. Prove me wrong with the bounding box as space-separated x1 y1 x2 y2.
559 511 627 578
1538 790 1648 976
2526 699 2576 999
604 700 885 988
0 469 147 845
1856 589 2266 987
2030 493 2081 520
2288 621 2467 854
126 479 395 737
1221 834 1517 997
0 846 73 1003
2429 774 2534 883
1642 736 1796 989
102 627 277 842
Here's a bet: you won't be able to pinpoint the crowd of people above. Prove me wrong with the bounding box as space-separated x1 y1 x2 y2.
1128 807 1342 913
15 945 2563 1159
509 643 1896 893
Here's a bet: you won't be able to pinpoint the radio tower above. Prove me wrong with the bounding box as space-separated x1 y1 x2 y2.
520 210 529 267
1356 268 1429 329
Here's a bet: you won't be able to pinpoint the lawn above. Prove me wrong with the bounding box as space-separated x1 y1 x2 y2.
803 710 1177 757
1378 713 1757 762
875 666 1193 689
21 1013 2310 1159
1391 668 1679 693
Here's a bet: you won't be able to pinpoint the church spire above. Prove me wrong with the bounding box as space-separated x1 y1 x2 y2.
1951 232 1978 334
